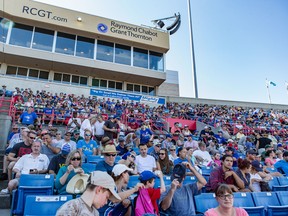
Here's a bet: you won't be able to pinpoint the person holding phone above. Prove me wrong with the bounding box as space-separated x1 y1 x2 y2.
159 163 207 216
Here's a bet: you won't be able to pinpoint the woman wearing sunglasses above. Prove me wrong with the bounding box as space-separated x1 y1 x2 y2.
204 184 248 216
55 149 86 194
157 148 174 175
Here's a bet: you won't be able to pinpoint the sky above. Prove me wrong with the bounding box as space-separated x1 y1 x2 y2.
35 0 288 105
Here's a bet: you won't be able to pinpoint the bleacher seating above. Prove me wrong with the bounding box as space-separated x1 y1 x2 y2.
11 174 54 215
23 195 72 216
194 193 218 214
81 163 97 174
87 155 104 164
127 175 140 189
276 191 288 206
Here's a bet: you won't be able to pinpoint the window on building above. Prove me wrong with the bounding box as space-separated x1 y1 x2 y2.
6 66 17 76
127 83 133 92
17 67 28 77
39 71 49 80
134 84 140 92
80 77 87 86
28 69 39 79
92 78 100 87
149 87 155 96
62 74 71 84
54 73 62 82
115 44 131 65
133 47 148 69
108 81 115 89
76 36 94 59
55 32 75 55
100 79 107 88
142 86 148 94
32 27 54 52
116 82 122 90
0 18 10 43
96 40 114 62
9 23 33 48
71 75 80 85
149 51 164 71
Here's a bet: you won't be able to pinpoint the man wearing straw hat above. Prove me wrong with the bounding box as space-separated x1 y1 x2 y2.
57 171 121 216
95 145 119 175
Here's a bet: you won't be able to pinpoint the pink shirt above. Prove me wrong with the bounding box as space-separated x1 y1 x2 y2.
265 157 276 166
205 207 248 216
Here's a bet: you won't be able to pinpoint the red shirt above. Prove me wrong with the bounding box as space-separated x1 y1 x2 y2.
147 188 161 215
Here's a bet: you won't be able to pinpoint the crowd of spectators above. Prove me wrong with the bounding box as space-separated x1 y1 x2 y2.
1 85 288 215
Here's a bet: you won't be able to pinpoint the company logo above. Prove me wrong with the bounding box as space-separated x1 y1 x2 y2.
97 23 108 33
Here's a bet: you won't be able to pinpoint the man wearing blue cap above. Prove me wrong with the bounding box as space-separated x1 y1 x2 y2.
162 134 173 149
48 144 71 178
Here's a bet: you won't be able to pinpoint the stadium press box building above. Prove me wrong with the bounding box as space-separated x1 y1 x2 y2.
0 0 179 105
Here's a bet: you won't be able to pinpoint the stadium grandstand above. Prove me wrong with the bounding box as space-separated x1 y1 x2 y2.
0 0 288 215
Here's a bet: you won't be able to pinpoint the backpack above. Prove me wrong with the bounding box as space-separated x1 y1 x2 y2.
135 188 156 216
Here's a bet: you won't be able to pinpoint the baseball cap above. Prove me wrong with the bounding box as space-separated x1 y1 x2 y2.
265 145 272 149
277 143 283 148
90 171 121 201
61 144 71 155
169 145 176 150
112 164 133 177
251 160 263 172
139 170 157 181
118 137 125 142
166 134 172 138
65 131 72 136
73 129 80 135
171 164 186 183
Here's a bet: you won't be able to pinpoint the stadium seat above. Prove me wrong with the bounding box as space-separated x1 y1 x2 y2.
154 176 172 188
81 163 96 174
183 176 197 185
276 191 288 206
266 167 278 173
250 191 288 214
233 192 255 207
11 174 54 215
23 195 72 216
200 166 212 176
87 155 104 164
277 176 288 187
242 206 265 216
127 175 140 188
194 193 218 214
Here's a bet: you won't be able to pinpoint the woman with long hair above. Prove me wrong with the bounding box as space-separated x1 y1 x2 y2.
235 158 254 192
156 148 174 175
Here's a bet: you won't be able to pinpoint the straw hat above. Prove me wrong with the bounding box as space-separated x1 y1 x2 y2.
66 174 89 194
102 145 119 154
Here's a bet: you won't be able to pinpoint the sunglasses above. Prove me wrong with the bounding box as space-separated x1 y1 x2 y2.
130 155 135 159
84 134 91 136
29 136 36 140
159 153 165 155
71 157 81 161
105 154 116 157
41 133 48 136
170 149 176 151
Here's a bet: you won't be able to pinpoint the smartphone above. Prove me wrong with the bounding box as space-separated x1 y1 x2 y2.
29 169 34 172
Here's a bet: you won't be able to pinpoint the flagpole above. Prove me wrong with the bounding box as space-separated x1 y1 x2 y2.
266 78 272 104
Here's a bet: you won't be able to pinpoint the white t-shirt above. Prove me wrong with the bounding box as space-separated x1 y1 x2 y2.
192 150 213 166
250 172 262 192
135 155 156 173
94 121 105 136
14 153 49 174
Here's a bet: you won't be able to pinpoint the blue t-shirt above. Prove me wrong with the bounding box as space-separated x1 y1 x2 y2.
274 160 288 175
77 139 98 157
140 128 153 144
173 157 188 165
95 160 116 175
20 112 38 125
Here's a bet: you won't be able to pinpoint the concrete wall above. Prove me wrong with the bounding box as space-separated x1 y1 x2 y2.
0 115 12 150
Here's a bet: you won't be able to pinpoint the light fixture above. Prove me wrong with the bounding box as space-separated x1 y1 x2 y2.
151 13 181 35
77 17 82 22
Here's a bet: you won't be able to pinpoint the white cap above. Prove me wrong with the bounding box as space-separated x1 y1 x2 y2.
112 164 133 177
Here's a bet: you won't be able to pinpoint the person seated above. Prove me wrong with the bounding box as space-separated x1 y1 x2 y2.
56 171 121 216
135 143 157 174
274 151 288 175
206 155 245 192
159 163 207 216
1 140 49 194
41 132 62 161
95 145 118 175
204 184 248 216
157 148 174 175
116 137 129 156
48 144 71 178
235 158 254 192
55 150 86 194
118 152 137 175
77 129 98 161
192 142 213 166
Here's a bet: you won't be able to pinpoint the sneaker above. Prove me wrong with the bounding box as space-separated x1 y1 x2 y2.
0 188 9 194
0 173 8 180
